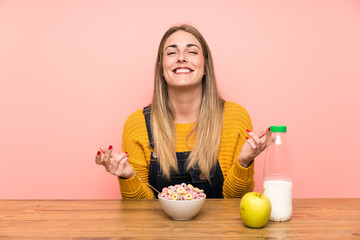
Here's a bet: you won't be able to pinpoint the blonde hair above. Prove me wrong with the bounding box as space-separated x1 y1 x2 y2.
151 24 224 181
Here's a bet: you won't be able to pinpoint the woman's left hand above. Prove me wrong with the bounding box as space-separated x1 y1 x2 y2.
238 128 271 168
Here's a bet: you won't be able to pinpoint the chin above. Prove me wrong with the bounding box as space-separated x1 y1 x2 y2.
167 78 202 89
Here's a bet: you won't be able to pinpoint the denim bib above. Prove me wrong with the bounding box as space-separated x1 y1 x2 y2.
143 105 224 198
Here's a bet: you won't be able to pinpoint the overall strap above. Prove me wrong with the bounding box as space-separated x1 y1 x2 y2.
143 105 154 149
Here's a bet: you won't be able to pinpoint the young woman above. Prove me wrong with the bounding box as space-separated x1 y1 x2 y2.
96 24 271 199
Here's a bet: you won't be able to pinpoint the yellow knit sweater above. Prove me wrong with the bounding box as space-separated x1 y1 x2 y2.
119 101 255 199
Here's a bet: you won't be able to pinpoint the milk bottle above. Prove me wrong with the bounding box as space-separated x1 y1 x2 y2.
263 126 292 222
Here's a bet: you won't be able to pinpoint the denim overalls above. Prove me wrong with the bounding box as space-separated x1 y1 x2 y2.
143 105 224 198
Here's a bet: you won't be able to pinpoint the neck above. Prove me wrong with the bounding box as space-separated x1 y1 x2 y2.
167 85 202 124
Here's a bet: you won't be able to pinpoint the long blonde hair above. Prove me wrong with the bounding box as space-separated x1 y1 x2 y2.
151 24 224 181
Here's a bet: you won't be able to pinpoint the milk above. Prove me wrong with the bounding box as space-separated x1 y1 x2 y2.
263 180 292 222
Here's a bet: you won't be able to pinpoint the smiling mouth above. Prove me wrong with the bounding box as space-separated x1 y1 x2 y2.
173 68 193 74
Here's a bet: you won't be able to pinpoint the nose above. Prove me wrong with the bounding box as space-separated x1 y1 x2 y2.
177 52 187 63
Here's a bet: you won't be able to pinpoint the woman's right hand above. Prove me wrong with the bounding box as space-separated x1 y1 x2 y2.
95 145 135 179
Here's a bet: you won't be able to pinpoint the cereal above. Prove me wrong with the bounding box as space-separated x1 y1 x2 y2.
177 187 185 195
185 193 193 200
159 183 206 201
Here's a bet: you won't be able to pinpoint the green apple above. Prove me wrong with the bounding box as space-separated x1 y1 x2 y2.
240 192 271 228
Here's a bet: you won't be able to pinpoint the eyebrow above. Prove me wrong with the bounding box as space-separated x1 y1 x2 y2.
165 44 200 50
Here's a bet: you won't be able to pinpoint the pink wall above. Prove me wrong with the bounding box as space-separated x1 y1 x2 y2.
1 0 359 199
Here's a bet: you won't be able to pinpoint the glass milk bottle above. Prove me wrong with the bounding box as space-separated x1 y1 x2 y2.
263 125 292 222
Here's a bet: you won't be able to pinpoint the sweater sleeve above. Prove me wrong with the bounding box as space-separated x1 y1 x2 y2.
221 102 255 198
118 110 156 199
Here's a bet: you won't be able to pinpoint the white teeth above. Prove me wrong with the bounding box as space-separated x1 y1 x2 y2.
175 68 191 73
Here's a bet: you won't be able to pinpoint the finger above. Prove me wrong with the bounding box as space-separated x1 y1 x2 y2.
102 146 125 160
103 145 113 164
245 137 257 150
265 127 272 144
116 152 129 168
265 127 276 144
259 127 272 145
105 157 113 172
109 152 128 173
256 128 272 151
257 128 267 138
95 150 103 165
116 155 130 176
110 151 128 160
246 130 261 145
109 157 119 174
99 146 109 154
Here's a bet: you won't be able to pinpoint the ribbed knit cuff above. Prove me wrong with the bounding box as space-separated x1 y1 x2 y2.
118 173 141 193
233 160 254 181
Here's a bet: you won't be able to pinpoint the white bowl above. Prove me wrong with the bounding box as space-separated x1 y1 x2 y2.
158 196 206 220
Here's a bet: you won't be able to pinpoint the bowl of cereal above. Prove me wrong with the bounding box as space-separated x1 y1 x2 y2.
158 183 206 220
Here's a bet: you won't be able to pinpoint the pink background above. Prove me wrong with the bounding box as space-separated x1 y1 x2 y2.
1 0 359 199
